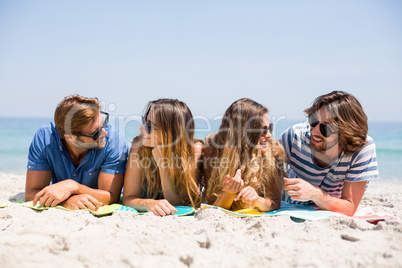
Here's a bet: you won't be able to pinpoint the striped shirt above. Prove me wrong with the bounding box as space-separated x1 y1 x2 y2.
279 123 379 205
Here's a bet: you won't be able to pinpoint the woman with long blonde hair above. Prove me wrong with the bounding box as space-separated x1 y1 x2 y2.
205 98 287 211
122 99 203 216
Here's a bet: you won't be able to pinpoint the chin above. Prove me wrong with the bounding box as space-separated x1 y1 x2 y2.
142 140 153 148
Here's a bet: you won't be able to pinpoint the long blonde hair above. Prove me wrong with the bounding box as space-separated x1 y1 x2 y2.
138 99 202 207
206 98 287 210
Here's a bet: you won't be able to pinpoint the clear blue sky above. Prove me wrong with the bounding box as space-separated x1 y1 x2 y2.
0 0 401 122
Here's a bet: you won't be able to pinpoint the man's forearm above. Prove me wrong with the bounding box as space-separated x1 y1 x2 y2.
74 184 119 205
312 190 355 216
25 188 41 201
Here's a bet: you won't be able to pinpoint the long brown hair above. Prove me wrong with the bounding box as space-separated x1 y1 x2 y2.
206 98 286 210
304 91 368 154
138 99 202 207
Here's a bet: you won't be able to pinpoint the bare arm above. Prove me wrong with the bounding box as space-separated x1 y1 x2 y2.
213 169 244 210
71 171 124 205
122 139 177 216
284 178 367 216
152 147 183 206
28 169 123 208
315 180 367 215
25 170 52 201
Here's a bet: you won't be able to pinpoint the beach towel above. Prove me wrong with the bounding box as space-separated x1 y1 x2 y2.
0 199 195 216
200 202 400 223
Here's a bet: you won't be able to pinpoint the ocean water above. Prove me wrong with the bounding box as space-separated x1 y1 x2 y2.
0 117 400 181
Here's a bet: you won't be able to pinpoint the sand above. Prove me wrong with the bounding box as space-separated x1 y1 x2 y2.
1 172 402 268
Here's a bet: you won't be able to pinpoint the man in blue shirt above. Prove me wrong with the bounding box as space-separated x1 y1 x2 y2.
26 95 129 210
279 91 379 216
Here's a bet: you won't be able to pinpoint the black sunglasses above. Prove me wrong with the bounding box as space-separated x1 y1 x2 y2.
261 123 274 136
142 116 158 134
75 112 109 140
308 114 336 138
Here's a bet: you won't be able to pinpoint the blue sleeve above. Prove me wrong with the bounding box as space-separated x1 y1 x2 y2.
27 127 51 171
100 128 129 174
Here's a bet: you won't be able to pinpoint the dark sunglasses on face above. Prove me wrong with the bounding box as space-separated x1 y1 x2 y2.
308 114 336 138
75 112 109 140
261 123 274 136
142 116 158 135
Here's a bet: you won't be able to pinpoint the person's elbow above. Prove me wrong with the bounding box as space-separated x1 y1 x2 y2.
25 191 34 202
24 188 38 202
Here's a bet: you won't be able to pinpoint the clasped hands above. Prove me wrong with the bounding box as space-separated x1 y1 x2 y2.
222 169 260 206
33 179 102 211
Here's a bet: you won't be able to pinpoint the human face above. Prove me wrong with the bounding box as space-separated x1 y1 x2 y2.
258 113 272 154
309 107 339 153
74 112 108 149
140 110 163 148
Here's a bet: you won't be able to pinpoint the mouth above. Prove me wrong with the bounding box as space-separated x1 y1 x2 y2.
259 141 268 148
311 135 323 144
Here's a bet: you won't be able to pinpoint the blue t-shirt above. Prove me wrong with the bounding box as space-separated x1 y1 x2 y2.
27 122 129 189
279 123 379 205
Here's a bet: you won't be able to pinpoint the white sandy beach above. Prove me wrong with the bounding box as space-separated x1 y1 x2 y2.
1 172 401 268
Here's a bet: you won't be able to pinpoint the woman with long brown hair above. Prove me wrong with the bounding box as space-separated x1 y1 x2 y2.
122 99 203 216
205 98 287 211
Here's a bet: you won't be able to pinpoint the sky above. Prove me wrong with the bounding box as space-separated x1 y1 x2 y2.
0 0 401 123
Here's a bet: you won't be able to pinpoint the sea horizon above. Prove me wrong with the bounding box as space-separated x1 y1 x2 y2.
1 117 401 182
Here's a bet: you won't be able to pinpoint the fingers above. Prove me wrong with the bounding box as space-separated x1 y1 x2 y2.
223 175 231 185
82 195 100 211
234 187 246 201
234 169 244 186
151 200 177 216
33 188 45 206
235 186 256 202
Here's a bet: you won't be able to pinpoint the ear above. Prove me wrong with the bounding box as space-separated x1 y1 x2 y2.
64 134 76 142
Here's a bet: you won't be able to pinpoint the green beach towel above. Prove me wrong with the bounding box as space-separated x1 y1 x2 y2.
0 199 195 216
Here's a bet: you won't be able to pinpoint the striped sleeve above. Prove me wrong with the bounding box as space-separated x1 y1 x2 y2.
279 126 293 164
346 137 380 182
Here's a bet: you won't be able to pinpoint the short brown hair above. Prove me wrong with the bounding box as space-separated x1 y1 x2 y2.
304 91 368 154
54 95 100 138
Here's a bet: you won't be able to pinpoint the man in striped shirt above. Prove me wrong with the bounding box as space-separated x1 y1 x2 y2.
279 91 379 216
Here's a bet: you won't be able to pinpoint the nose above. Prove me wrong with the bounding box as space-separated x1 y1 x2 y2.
140 124 145 133
310 123 321 136
101 128 108 138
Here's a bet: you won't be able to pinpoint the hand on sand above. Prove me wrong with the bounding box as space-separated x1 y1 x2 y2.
61 194 102 211
147 199 178 216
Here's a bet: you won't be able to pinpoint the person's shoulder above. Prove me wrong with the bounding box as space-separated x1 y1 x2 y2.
104 123 129 148
280 122 308 139
34 122 58 140
292 122 309 133
366 135 375 145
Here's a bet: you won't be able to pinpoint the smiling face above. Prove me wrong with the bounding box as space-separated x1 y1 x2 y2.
140 109 163 148
258 113 272 154
309 107 339 154
74 112 108 149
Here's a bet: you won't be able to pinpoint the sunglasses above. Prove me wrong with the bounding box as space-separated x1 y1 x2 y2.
142 116 158 134
75 112 109 140
308 114 336 138
261 123 274 136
